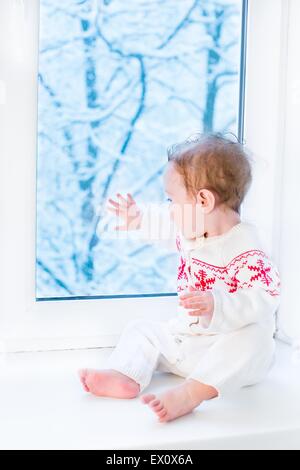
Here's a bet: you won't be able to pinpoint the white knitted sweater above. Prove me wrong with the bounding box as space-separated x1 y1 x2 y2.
138 204 281 336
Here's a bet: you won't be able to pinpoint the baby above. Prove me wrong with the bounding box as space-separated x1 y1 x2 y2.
79 133 281 423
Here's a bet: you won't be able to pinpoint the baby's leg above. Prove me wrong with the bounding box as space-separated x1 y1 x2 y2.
141 335 218 422
142 324 275 422
185 323 276 398
79 319 180 398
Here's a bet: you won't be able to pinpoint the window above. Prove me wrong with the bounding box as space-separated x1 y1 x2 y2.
37 0 246 300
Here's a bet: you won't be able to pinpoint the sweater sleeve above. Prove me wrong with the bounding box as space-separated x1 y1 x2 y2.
200 250 281 333
135 202 179 252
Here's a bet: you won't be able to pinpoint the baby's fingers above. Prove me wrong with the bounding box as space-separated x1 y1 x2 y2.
179 291 203 300
106 204 119 214
184 304 205 311
127 193 136 205
107 198 121 209
179 299 205 308
107 195 128 210
188 309 206 316
116 193 129 205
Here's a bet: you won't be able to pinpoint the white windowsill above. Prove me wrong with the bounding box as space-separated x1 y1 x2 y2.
0 339 299 450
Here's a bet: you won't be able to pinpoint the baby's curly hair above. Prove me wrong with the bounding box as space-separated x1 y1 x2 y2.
167 132 253 214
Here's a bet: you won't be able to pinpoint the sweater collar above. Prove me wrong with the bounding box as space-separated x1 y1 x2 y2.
178 222 244 251
178 233 206 251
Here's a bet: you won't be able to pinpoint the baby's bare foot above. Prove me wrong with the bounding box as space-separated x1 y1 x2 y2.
140 384 199 422
140 380 218 422
78 368 140 399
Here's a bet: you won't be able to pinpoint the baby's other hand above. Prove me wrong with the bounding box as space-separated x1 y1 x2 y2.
179 285 214 317
105 192 143 231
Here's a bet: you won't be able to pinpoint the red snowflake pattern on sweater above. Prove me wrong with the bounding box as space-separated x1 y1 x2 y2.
177 249 281 297
177 256 189 285
193 269 216 291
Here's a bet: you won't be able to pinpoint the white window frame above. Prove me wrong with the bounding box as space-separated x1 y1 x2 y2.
0 0 294 353
271 0 300 344
243 0 300 346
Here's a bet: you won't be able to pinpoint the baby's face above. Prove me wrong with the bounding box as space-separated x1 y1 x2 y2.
163 162 205 239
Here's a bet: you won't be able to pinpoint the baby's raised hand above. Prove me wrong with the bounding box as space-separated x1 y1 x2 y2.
106 193 143 231
179 285 214 318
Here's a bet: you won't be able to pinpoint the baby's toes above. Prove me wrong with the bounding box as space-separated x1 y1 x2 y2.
78 368 87 380
140 394 156 404
158 407 170 422
150 399 164 413
149 398 160 408
81 379 89 392
157 408 167 419
78 369 90 392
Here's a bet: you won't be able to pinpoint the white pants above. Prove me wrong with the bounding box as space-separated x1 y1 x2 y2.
103 319 276 397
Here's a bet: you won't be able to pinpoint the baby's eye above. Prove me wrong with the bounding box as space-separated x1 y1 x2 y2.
166 197 172 203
